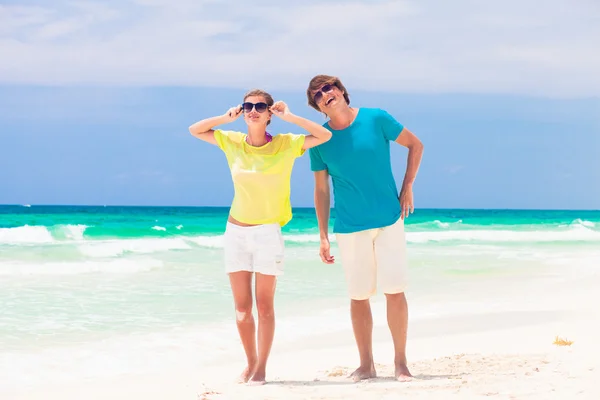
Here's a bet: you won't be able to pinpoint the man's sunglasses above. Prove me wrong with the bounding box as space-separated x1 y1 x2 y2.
313 83 335 104
242 102 269 113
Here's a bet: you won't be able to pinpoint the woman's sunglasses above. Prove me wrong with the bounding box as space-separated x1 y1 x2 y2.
242 102 269 113
313 83 335 104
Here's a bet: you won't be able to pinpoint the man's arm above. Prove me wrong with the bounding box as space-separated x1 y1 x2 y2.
314 170 334 263
395 127 424 219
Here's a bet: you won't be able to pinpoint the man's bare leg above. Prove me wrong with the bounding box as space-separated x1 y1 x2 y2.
249 272 277 385
349 298 377 382
228 271 257 383
385 292 412 381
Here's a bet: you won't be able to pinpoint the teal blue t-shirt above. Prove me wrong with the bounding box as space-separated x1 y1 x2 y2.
309 108 404 234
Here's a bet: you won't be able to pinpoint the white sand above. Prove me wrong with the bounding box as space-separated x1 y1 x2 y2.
5 272 599 400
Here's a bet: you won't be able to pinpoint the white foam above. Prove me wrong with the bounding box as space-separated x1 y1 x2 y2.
284 234 326 243
179 227 600 249
58 224 88 240
0 224 89 244
0 258 163 276
185 235 224 248
0 225 54 244
571 218 596 228
151 226 166 231
408 227 600 243
184 233 330 248
78 238 191 257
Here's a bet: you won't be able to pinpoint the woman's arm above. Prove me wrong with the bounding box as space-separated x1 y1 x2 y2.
189 106 242 145
270 101 332 149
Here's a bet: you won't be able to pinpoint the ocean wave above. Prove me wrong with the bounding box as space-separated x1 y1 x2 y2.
50 224 88 241
186 227 600 247
407 228 600 243
0 258 163 276
0 224 88 244
2 223 599 251
78 238 191 257
0 225 54 244
571 219 595 228
405 219 463 230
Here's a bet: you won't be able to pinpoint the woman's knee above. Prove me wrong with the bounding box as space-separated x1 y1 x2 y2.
235 301 253 323
256 298 274 319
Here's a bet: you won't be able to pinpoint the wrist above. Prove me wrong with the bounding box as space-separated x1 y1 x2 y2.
284 112 298 123
319 234 329 242
402 181 414 189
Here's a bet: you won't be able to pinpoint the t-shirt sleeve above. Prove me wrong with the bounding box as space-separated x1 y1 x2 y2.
288 134 306 157
213 129 229 151
213 130 244 153
378 109 405 141
309 147 327 171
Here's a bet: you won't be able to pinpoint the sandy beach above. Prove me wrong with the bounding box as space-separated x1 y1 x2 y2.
5 264 598 400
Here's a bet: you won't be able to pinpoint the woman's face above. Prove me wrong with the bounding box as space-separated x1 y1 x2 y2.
242 95 271 126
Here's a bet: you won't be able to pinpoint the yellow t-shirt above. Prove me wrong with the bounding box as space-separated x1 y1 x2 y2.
214 130 306 226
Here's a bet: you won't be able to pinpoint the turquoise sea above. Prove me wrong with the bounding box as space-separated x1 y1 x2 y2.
1 205 599 389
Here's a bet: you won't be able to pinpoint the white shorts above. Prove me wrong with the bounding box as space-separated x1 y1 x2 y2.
223 222 285 276
335 217 408 300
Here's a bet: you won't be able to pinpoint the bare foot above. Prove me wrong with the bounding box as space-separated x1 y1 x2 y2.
248 369 266 386
237 364 256 384
395 363 413 382
349 365 377 382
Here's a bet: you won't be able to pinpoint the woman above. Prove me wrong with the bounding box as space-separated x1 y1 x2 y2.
189 89 332 384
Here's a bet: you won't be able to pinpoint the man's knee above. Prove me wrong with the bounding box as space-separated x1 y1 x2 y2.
384 291 406 299
351 297 371 304
385 292 408 308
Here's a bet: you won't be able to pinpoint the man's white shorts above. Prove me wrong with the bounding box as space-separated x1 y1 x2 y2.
335 217 408 300
224 222 284 276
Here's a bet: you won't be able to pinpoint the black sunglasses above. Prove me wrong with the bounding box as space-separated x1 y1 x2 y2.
242 102 269 113
313 83 335 104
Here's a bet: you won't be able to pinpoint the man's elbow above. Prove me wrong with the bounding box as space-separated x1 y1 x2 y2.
314 181 330 197
409 138 424 152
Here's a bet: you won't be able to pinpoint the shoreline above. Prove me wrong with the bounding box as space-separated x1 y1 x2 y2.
4 271 598 400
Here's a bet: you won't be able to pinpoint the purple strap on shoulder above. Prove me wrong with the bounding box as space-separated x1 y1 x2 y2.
265 132 273 142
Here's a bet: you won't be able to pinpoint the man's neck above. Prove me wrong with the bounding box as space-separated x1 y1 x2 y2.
328 106 357 130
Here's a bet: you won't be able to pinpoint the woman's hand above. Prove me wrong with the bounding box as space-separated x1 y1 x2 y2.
270 101 293 122
222 105 242 123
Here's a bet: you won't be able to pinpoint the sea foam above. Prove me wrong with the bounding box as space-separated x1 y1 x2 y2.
0 258 163 276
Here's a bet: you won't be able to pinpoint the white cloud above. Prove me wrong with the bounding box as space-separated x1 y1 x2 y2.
0 0 598 97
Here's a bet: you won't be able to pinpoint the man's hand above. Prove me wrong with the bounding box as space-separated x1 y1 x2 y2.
399 185 414 219
319 238 335 264
270 101 293 122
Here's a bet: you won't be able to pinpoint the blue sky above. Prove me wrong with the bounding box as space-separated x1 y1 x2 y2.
1 0 599 209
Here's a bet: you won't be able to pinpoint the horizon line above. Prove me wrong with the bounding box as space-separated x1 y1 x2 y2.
1 204 599 212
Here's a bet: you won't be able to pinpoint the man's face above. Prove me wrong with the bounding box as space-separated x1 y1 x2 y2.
312 83 344 113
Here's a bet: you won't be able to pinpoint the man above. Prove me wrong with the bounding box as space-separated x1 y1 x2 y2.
306 75 424 382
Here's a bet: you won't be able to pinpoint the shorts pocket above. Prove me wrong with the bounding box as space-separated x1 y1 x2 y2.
252 226 285 274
